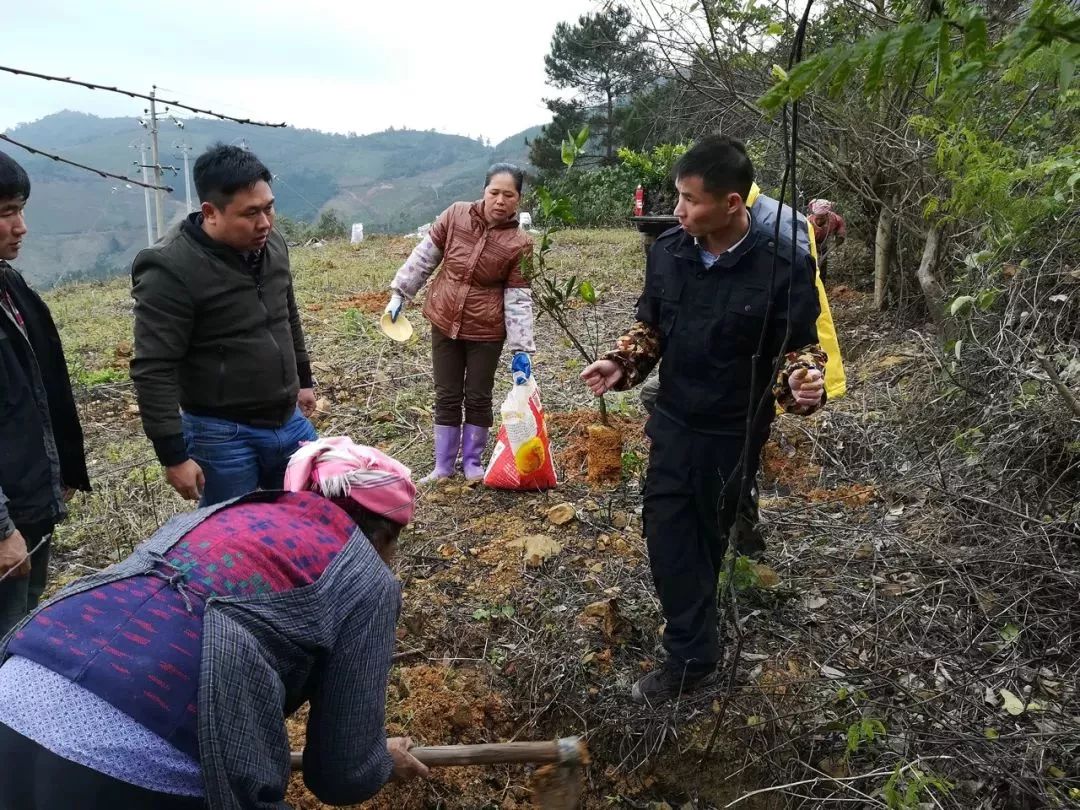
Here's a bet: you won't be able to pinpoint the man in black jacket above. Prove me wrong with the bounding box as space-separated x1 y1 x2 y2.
581 136 826 703
131 144 318 506
0 151 91 635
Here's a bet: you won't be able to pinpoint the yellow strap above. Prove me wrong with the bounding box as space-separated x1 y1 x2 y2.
748 183 846 399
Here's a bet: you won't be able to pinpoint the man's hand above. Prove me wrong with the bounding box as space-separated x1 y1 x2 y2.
788 368 824 408
387 736 430 782
298 388 317 419
0 529 31 580
167 459 205 501
580 359 623 396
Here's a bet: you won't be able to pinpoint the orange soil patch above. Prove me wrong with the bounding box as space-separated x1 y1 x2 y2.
285 664 516 809
336 291 388 314
463 512 533 600
803 483 878 509
546 410 645 485
760 438 822 494
826 284 864 305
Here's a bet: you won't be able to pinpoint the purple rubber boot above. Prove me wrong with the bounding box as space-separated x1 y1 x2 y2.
420 424 461 483
461 424 489 481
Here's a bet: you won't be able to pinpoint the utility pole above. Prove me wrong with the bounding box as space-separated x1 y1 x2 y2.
148 85 165 238
135 143 154 247
177 143 193 213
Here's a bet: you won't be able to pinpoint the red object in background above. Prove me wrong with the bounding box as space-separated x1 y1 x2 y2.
633 184 644 216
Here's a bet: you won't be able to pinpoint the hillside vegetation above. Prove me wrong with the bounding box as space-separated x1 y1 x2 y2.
6 112 539 288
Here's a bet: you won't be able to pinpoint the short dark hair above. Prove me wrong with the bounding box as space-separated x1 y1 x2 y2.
0 151 31 203
193 143 272 209
674 135 754 202
485 162 525 194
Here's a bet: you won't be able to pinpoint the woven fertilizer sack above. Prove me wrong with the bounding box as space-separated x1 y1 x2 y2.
483 375 557 491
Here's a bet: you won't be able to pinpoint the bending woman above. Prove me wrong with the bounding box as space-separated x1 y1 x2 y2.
385 163 535 482
0 437 428 809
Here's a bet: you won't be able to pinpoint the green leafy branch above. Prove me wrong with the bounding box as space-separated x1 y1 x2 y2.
525 126 613 425
759 0 1079 111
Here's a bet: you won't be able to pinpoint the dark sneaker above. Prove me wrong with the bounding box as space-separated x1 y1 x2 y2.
631 661 718 705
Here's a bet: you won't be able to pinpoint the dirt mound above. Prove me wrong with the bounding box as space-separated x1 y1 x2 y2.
546 410 645 485
285 664 515 809
336 291 388 313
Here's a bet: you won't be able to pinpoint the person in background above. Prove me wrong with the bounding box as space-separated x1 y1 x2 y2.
385 163 535 483
807 198 846 282
581 136 826 704
0 438 429 810
0 150 91 636
130 144 317 507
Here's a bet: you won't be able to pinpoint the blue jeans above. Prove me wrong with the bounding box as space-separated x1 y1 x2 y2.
181 408 317 507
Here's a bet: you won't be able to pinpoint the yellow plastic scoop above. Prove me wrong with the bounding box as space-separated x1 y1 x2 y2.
379 312 414 342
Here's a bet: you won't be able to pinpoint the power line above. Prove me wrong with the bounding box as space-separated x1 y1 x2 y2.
0 64 287 128
0 133 172 192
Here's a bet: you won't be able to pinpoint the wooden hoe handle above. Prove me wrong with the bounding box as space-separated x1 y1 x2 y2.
291 738 582 771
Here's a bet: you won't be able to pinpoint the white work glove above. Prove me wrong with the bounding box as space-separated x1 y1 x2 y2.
385 293 405 322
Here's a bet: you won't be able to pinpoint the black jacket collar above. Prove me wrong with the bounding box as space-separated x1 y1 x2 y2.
664 217 763 269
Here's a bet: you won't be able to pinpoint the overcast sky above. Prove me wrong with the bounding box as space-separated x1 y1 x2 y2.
1 0 595 141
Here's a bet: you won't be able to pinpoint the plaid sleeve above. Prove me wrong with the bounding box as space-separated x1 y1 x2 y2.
773 344 828 416
301 574 399 804
602 321 663 391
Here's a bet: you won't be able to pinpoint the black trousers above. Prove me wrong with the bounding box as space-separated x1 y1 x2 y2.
0 723 205 810
431 324 504 427
640 376 765 558
642 411 766 670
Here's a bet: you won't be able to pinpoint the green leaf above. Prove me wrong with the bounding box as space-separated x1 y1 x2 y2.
500 605 515 618
984 727 999 740
574 125 590 150
999 623 1020 644
561 140 576 168
827 57 856 97
766 22 785 36
865 35 890 93
964 14 988 57
949 295 976 317
999 688 1026 716
1060 55 1075 93
579 280 597 304
771 63 789 82
976 288 1001 311
472 608 490 621
936 19 954 79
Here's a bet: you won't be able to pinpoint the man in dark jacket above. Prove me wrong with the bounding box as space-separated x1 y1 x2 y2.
131 144 318 506
0 151 91 635
581 136 826 704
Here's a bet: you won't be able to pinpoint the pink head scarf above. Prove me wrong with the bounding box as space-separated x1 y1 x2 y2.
284 437 416 526
809 199 834 216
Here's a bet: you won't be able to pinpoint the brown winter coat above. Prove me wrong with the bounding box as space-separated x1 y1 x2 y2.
421 201 532 342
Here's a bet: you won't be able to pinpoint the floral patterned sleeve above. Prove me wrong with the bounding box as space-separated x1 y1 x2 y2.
773 344 828 415
389 235 443 301
601 321 663 391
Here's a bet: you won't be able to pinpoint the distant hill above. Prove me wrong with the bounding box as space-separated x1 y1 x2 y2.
3 112 541 288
